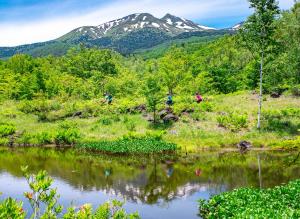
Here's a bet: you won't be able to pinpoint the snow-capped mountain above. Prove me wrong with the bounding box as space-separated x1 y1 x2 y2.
231 22 244 30
0 13 237 58
59 13 216 42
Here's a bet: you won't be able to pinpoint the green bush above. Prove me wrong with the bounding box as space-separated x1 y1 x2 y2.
124 118 136 131
0 198 25 219
37 112 49 122
199 102 214 112
272 136 300 149
97 116 113 126
0 123 16 137
217 112 248 131
0 138 9 146
18 99 61 114
262 108 300 134
291 85 300 97
36 132 53 145
198 179 300 218
16 132 34 146
54 121 81 145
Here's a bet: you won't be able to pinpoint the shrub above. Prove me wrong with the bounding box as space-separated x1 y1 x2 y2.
0 138 9 146
35 132 53 145
54 121 81 146
124 119 136 131
217 112 248 131
262 108 300 134
291 85 300 97
18 99 61 114
198 179 300 218
199 102 214 112
272 136 300 149
16 132 34 146
0 123 16 137
0 198 25 219
97 116 113 126
37 112 49 122
0 167 140 219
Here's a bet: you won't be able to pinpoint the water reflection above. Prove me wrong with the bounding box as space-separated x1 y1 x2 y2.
0 148 299 219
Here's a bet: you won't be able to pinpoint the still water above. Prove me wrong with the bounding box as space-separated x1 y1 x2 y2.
0 147 299 219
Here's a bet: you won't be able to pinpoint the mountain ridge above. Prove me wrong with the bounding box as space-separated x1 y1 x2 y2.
0 13 239 58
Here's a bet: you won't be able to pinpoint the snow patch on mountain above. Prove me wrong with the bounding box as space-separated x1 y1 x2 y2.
152 23 160 28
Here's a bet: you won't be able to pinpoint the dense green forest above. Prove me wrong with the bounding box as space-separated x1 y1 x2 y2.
0 2 299 151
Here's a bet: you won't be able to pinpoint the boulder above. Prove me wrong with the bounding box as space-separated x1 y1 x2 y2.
72 111 82 117
131 104 146 113
237 141 252 152
158 108 173 119
163 113 179 122
145 115 154 122
270 92 281 98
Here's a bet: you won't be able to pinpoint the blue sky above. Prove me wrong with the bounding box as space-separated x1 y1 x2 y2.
0 0 295 46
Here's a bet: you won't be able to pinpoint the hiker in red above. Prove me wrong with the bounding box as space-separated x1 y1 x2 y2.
195 92 203 103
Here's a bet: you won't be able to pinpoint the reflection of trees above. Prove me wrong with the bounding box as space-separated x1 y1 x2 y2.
0 149 299 204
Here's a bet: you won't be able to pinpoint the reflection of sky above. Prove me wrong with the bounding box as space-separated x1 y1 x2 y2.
0 172 222 219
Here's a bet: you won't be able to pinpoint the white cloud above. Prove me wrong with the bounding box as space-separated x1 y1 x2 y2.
0 0 295 46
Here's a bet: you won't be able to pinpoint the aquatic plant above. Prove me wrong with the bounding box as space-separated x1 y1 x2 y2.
77 136 177 154
198 179 300 218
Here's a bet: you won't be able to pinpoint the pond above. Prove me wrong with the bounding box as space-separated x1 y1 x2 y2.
0 147 299 219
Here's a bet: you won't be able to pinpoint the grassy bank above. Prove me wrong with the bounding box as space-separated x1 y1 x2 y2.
198 179 300 218
0 91 299 152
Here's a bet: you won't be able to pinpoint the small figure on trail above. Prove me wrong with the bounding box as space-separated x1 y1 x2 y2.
195 92 203 103
104 93 113 105
166 93 173 106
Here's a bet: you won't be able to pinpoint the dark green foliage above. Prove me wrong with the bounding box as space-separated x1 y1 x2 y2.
198 179 300 218
77 137 177 154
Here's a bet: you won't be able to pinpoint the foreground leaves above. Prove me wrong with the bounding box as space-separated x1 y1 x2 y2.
199 179 300 218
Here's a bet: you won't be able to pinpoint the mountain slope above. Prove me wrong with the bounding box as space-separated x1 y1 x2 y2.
0 13 235 58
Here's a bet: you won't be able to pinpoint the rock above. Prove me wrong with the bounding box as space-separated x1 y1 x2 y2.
237 141 252 152
181 108 195 114
131 104 146 113
163 113 179 122
158 108 173 119
270 92 281 98
145 115 154 122
72 111 82 117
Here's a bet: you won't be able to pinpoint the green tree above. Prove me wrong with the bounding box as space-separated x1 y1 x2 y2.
143 75 163 123
241 0 280 129
159 47 189 95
